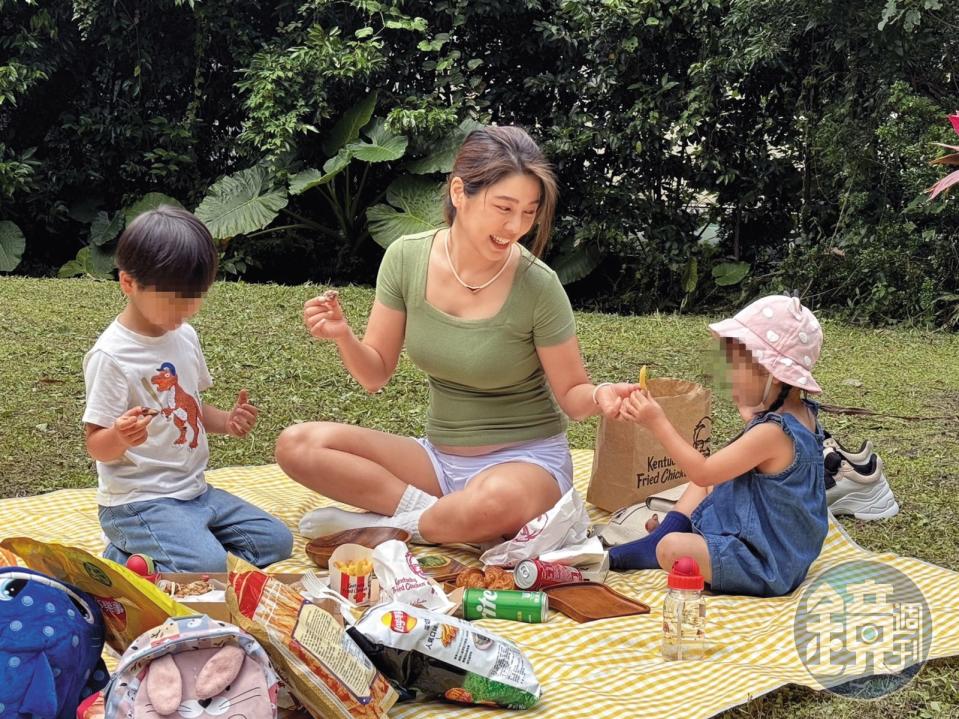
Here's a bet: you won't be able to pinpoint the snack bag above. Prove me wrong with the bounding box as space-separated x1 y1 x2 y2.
350 601 541 709
372 540 454 613
225 554 397 719
1 537 193 651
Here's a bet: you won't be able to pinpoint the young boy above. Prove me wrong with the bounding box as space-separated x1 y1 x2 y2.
82 206 293 572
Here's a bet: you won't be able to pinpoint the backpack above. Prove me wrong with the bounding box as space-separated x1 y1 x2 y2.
104 615 279 719
0 567 109 719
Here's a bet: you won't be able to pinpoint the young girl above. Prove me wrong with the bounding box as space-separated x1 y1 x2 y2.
612 295 829 597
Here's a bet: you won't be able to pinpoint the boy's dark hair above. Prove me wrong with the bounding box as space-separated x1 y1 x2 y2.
115 206 218 297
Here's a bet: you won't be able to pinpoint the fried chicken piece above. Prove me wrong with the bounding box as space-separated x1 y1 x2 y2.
455 568 485 589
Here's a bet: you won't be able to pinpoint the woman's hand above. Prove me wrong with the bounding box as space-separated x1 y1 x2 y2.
595 382 642 420
304 290 351 341
619 388 667 426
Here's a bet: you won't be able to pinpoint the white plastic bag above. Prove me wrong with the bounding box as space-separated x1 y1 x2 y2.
479 489 591 567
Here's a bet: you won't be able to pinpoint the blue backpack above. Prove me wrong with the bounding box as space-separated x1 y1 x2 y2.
0 567 109 719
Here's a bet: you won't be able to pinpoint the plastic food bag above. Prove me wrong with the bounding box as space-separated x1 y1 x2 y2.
479 489 591 567
350 601 541 709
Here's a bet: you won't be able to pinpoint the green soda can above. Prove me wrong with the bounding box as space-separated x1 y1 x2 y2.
462 588 549 623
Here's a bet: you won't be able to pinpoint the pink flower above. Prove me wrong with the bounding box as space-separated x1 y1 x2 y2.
950 113 959 137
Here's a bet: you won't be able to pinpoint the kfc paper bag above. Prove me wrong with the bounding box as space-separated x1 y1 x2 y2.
587 378 711 512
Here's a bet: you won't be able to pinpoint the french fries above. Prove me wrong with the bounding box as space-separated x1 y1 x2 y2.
639 364 649 391
334 558 373 576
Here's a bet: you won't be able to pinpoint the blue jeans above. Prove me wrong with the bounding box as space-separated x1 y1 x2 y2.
98 486 294 572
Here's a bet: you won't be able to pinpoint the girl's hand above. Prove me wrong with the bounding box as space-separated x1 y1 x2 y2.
619 389 666 426
114 407 155 447
227 389 258 437
304 290 351 340
595 382 642 420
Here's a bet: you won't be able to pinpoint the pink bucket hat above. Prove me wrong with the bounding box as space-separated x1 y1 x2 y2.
708 295 823 393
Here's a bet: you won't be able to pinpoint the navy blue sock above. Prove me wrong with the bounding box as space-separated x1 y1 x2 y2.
609 510 693 571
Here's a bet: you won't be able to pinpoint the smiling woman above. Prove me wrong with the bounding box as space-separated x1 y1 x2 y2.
275 126 640 546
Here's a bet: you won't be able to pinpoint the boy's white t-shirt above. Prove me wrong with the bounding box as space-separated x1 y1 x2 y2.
83 319 213 507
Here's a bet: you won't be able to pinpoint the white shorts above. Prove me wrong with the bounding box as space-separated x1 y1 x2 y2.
414 433 574 496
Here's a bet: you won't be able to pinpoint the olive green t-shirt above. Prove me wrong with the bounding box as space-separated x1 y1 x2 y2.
376 230 576 446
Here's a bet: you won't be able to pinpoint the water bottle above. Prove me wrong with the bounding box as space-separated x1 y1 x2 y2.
661 556 706 660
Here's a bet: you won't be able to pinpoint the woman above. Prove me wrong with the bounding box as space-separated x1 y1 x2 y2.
275 126 637 545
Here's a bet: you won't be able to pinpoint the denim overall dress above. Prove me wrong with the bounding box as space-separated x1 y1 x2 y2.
690 401 829 597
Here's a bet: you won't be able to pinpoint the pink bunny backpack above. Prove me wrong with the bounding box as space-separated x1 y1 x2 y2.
103 615 279 719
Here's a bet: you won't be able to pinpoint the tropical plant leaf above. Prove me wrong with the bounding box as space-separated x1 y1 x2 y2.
322 93 377 157
682 256 699 294
0 221 26 272
551 241 604 285
928 170 959 201
123 192 183 226
348 118 408 163
289 150 353 195
195 166 288 240
366 176 444 248
930 153 959 167
407 119 486 175
89 211 124 247
90 244 116 274
58 246 111 279
712 260 750 286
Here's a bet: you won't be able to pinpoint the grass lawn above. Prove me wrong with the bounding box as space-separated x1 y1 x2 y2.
1 276 957 717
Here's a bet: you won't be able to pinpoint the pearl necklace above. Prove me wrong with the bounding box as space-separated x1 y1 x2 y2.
445 229 514 293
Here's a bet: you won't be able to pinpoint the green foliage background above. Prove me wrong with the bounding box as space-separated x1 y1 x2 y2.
1 0 957 325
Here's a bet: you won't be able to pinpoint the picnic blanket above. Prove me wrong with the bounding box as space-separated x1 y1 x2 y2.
2 449 958 719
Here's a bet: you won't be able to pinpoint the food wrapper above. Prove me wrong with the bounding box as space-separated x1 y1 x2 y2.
349 601 541 709
373 540 454 614
479 489 590 568
0 546 20 566
329 544 374 605
1 537 193 651
225 554 397 719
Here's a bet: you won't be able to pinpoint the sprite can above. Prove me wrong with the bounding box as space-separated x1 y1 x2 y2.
462 588 549 623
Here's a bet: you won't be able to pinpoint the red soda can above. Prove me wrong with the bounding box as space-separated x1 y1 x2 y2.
514 559 585 590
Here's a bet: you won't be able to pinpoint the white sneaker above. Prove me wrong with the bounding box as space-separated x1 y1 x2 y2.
823 432 874 465
825 453 900 521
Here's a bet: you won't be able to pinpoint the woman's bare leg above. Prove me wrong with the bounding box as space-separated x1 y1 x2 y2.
418 462 562 544
275 422 440 515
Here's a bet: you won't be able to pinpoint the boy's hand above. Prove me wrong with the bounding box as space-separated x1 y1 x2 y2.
113 407 155 448
304 290 350 340
227 389 258 437
619 389 666 426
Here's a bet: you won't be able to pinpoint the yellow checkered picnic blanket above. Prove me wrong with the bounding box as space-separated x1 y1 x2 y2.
2 450 958 719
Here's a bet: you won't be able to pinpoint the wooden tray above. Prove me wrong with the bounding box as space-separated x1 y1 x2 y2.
305 527 411 568
545 581 650 623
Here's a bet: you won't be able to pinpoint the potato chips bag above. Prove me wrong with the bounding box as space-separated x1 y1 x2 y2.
225 555 397 719
349 601 541 709
1 537 192 651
